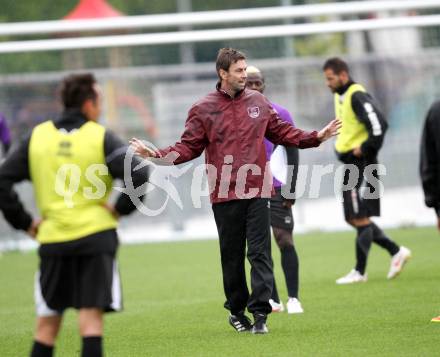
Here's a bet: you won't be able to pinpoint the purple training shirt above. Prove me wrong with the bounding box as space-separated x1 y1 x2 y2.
264 102 295 188
0 113 11 147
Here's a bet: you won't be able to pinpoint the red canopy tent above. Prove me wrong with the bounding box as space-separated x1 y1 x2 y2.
61 0 157 139
61 0 125 68
64 0 123 20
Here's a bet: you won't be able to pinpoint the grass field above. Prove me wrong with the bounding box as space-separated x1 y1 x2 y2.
0 226 439 356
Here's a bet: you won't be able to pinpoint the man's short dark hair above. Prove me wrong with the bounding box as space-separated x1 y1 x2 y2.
322 57 350 74
60 73 97 109
216 48 246 80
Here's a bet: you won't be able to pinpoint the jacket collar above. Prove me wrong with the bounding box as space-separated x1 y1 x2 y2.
336 79 355 95
216 82 245 99
56 108 88 127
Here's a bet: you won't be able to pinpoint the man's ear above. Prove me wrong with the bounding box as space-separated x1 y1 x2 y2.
341 70 350 83
81 99 93 118
219 68 228 81
81 99 90 112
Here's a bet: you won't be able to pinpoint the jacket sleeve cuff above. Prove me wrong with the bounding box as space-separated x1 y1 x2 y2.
114 197 136 217
16 213 33 232
299 131 320 149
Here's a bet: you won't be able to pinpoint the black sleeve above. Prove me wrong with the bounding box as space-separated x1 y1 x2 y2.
282 146 299 202
104 130 149 216
0 135 33 230
420 101 440 215
2 141 10 154
351 91 388 159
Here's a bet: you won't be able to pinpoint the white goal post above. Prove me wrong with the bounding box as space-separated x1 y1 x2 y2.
0 0 439 36
0 0 439 53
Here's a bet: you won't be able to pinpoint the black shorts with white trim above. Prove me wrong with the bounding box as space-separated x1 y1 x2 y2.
36 230 122 316
270 187 294 232
341 155 381 221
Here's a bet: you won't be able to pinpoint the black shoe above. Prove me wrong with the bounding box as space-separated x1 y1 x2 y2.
229 313 252 332
251 313 268 334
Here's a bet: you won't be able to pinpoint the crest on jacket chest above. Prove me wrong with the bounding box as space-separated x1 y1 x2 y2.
247 106 260 119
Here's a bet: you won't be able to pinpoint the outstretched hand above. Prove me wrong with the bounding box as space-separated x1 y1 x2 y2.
317 119 342 143
129 138 157 159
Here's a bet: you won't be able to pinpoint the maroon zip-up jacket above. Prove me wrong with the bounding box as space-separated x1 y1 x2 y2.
157 85 321 203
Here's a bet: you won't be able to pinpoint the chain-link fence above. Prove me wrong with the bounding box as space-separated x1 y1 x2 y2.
1 48 439 248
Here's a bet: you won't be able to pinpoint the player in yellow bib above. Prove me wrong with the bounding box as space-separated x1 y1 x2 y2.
0 73 148 357
323 58 411 285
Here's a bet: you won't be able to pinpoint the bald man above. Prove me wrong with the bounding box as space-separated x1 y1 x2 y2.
246 66 303 314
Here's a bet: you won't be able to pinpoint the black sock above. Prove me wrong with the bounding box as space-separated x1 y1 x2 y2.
82 336 102 357
281 245 299 298
370 222 400 256
30 341 53 357
271 278 280 303
355 224 374 275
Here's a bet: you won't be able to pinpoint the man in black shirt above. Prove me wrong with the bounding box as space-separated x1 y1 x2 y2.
420 99 440 322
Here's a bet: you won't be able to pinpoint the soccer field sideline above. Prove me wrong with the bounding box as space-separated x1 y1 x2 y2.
0 226 438 356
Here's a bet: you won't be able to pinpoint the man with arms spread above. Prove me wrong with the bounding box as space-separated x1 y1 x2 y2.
131 48 340 334
420 99 440 322
0 73 147 357
246 65 303 314
323 57 410 285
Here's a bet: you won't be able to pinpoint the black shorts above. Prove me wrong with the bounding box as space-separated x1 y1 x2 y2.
35 252 122 317
342 158 381 221
270 188 294 231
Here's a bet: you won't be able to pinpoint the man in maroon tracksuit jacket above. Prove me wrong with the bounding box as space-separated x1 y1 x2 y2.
131 48 340 334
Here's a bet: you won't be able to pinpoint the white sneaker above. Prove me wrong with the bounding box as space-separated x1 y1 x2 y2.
387 246 411 279
336 269 367 285
286 297 303 314
269 299 284 313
